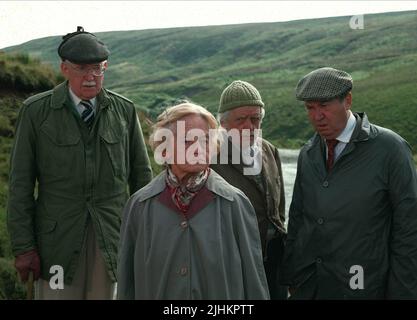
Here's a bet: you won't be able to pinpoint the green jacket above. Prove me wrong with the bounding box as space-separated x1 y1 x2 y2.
211 139 286 254
281 112 417 299
7 81 153 284
118 169 269 299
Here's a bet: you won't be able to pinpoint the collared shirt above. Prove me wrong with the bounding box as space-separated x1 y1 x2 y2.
68 88 97 117
326 111 356 161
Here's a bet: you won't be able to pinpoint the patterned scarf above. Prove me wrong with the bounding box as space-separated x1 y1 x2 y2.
165 167 210 215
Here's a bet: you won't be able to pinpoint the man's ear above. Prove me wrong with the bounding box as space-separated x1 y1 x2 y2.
220 119 228 130
60 62 69 79
345 92 352 110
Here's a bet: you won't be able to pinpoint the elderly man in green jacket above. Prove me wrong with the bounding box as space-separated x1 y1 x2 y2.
211 80 287 299
7 26 153 299
281 67 417 299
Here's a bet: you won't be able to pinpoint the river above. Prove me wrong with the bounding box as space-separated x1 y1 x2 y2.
278 148 300 229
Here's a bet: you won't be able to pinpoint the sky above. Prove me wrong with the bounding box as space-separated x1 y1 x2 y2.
1 1 417 49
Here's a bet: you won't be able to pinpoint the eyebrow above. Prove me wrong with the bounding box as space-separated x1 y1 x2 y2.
236 114 262 118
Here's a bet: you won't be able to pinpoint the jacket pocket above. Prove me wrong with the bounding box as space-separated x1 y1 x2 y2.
100 121 128 179
40 124 81 147
39 121 81 177
35 218 57 259
35 218 57 235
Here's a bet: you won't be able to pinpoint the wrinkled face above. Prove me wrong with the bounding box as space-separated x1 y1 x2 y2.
221 106 262 146
170 114 211 181
305 93 352 140
60 60 107 100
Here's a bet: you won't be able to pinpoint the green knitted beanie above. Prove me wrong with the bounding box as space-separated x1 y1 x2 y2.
218 80 264 113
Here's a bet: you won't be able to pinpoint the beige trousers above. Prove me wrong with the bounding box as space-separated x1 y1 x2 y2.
35 220 115 300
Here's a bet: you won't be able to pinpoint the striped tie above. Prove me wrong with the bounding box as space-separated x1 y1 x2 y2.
80 100 94 129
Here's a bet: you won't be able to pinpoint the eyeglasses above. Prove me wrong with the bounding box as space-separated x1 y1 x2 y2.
65 61 107 76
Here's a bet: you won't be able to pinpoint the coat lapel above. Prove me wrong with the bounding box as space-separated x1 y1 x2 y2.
225 139 265 194
306 134 327 178
334 113 369 164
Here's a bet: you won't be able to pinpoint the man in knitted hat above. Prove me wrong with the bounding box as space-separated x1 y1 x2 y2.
211 80 287 299
7 26 153 299
281 67 417 299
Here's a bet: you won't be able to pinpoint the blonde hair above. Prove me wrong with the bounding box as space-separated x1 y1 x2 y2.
149 102 218 151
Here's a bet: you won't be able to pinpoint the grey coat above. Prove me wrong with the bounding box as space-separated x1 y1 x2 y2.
117 169 270 300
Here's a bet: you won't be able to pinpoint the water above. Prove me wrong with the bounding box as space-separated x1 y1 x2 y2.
278 149 300 229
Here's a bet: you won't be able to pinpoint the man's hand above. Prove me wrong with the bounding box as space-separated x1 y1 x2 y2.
288 286 297 297
14 249 41 283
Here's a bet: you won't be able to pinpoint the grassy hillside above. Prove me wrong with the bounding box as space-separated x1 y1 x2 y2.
0 52 64 299
5 10 417 153
1 10 416 299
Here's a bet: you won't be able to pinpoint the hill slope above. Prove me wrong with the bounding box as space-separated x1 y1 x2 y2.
0 52 64 299
4 10 417 150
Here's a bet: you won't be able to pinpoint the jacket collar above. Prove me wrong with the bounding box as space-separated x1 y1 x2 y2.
350 112 376 142
305 112 374 153
304 112 376 176
214 138 266 193
50 81 112 110
136 169 235 202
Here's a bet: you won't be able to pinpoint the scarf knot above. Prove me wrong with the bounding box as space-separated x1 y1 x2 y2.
165 168 210 217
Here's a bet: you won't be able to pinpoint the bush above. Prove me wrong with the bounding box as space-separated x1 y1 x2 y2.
0 52 59 93
0 258 26 300
0 52 61 300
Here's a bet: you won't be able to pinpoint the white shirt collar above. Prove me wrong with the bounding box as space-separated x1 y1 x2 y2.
336 111 356 143
68 88 96 107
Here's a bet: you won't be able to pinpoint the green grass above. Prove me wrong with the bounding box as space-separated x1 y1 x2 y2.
0 52 63 299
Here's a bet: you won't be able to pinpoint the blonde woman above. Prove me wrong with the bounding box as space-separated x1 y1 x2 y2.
117 102 269 299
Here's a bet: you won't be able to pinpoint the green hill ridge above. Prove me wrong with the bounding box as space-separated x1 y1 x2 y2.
4 10 417 151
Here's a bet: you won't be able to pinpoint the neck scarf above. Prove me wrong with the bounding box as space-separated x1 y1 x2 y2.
166 167 210 215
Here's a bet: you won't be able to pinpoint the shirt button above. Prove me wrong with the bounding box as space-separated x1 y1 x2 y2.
317 218 324 225
180 267 188 276
322 181 329 188
180 221 188 229
316 257 323 264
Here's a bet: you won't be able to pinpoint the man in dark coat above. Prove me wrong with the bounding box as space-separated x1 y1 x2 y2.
281 67 417 299
211 80 287 299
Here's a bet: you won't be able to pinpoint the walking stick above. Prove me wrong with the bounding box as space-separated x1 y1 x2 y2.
26 271 34 300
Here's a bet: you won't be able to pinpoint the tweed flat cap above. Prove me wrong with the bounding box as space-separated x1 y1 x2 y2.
58 26 110 64
219 80 264 113
295 67 353 101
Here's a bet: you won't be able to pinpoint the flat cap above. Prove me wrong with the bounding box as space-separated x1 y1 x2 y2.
219 80 264 113
295 67 353 101
58 26 110 64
